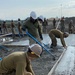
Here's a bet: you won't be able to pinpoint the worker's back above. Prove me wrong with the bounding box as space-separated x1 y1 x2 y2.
0 52 28 73
49 29 63 38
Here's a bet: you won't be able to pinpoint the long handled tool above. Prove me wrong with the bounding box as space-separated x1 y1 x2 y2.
0 45 8 51
56 20 60 29
26 31 55 60
0 57 2 60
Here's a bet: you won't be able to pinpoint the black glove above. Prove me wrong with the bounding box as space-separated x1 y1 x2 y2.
40 35 43 40
22 27 26 31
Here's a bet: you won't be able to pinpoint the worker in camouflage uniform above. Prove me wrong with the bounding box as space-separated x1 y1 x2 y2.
43 18 48 33
68 20 74 34
53 18 56 29
22 11 43 45
18 18 24 38
60 17 65 32
2 21 8 34
11 20 15 39
0 44 42 75
48 29 69 49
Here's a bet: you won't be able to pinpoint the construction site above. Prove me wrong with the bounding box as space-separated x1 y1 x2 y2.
0 20 75 75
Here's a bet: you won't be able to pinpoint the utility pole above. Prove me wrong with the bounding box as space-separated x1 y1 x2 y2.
61 4 62 18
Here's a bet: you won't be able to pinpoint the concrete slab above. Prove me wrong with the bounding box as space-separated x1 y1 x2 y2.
48 46 75 75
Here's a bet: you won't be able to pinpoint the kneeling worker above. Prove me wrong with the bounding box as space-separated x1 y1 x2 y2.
48 29 69 49
0 44 42 75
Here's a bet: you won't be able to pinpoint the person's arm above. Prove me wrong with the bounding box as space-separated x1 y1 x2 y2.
38 25 43 40
60 35 66 48
16 62 32 75
22 20 28 32
16 62 28 75
16 62 25 75
26 64 35 75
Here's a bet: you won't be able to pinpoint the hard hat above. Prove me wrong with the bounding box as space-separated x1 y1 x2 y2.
30 11 37 19
64 32 69 35
29 44 42 57
38 15 44 22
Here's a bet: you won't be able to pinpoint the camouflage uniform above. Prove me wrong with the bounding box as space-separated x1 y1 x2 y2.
22 18 43 45
53 18 56 29
43 18 48 33
60 18 65 32
11 20 15 38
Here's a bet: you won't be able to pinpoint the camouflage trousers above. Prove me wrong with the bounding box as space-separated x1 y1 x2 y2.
49 32 57 46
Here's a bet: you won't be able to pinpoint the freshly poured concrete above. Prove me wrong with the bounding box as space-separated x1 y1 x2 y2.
48 46 75 75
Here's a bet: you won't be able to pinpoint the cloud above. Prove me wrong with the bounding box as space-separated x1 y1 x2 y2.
63 0 75 9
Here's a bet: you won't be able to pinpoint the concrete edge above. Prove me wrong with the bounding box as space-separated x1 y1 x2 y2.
48 49 67 75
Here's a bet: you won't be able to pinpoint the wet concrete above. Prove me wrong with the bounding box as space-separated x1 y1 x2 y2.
48 46 75 75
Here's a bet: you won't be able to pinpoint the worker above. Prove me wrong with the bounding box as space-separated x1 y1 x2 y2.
48 29 69 49
43 18 48 33
68 20 74 34
0 44 42 75
53 18 56 29
2 21 8 34
11 20 15 39
60 17 65 32
22 11 43 45
18 18 24 38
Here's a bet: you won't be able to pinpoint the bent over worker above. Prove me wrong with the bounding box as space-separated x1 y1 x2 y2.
0 44 42 75
48 29 69 49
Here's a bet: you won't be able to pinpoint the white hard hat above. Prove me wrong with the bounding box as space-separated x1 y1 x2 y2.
39 15 44 22
30 11 37 19
29 44 42 57
64 32 69 35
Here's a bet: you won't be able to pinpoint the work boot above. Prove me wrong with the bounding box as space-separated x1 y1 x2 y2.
50 45 56 48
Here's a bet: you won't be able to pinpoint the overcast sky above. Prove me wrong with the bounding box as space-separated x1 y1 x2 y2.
0 0 75 20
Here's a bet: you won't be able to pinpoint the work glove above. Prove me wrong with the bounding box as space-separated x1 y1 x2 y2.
40 35 43 40
22 27 26 31
64 46 67 50
25 72 32 75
